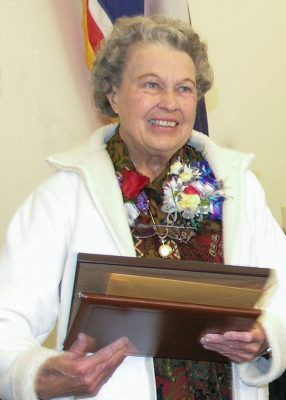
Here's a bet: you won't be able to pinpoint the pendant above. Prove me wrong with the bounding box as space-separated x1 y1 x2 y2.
158 243 173 258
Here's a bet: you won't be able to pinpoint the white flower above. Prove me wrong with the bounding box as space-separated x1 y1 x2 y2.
169 160 183 175
179 165 194 183
161 191 177 213
181 209 197 219
124 202 140 227
170 177 184 192
191 168 202 180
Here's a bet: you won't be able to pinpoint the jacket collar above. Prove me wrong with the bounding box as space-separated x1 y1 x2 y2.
47 124 136 256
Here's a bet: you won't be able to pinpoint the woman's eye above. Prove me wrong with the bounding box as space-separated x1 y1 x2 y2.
178 85 193 93
145 82 160 89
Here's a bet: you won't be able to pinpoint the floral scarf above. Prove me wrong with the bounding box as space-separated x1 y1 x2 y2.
107 129 232 400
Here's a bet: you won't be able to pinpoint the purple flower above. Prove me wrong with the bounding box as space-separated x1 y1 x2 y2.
136 191 149 213
210 199 223 220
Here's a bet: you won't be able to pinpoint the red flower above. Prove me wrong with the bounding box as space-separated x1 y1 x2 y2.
121 168 150 200
184 185 200 195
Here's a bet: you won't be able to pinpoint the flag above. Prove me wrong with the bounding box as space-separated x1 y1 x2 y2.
83 0 209 135
83 0 144 69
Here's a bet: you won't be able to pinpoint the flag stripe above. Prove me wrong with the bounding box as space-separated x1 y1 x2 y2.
88 0 113 37
82 0 97 69
87 2 104 51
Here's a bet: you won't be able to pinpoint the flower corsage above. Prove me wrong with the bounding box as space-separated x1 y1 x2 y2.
161 158 226 228
118 158 226 230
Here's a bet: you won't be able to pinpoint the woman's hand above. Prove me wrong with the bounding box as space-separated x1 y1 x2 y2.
35 333 130 399
200 323 269 363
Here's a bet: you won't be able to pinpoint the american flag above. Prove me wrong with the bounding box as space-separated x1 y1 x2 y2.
83 0 190 69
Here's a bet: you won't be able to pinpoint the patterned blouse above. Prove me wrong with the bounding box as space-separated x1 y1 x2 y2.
107 130 232 400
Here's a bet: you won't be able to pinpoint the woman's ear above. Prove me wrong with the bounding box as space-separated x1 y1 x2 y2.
106 86 119 114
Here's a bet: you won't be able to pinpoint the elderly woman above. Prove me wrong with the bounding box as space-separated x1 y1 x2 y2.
0 14 286 400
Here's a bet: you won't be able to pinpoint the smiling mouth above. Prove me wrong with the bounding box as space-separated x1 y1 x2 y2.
148 119 178 127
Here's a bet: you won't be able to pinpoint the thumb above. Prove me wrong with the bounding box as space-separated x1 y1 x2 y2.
68 333 89 356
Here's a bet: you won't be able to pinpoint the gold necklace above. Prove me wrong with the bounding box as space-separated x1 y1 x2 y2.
149 213 173 258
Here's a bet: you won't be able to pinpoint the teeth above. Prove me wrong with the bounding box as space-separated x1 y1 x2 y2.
149 119 178 127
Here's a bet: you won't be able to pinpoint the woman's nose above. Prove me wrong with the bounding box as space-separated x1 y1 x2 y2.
158 90 179 111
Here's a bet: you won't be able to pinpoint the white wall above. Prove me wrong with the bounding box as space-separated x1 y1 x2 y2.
1 0 286 249
0 1 101 245
190 0 286 225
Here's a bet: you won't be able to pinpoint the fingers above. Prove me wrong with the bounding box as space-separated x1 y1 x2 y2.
78 336 130 379
67 337 130 396
95 336 130 360
68 333 89 356
200 326 268 363
36 337 130 399
223 324 265 343
66 335 130 370
200 334 258 362
68 333 97 356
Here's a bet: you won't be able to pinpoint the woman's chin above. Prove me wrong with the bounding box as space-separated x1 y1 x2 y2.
145 138 188 157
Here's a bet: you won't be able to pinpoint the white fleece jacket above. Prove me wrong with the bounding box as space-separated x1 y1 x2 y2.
1 124 286 400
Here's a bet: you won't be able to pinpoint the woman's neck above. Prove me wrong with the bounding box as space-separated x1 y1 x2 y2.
128 149 172 182
130 153 171 181
118 128 177 180
123 141 173 180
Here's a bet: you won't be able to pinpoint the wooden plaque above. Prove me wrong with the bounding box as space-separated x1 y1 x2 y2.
64 253 273 362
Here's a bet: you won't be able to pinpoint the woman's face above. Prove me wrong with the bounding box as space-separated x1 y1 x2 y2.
107 42 197 162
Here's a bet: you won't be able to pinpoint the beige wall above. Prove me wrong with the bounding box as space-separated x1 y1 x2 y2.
1 0 286 248
0 1 101 246
190 0 286 226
